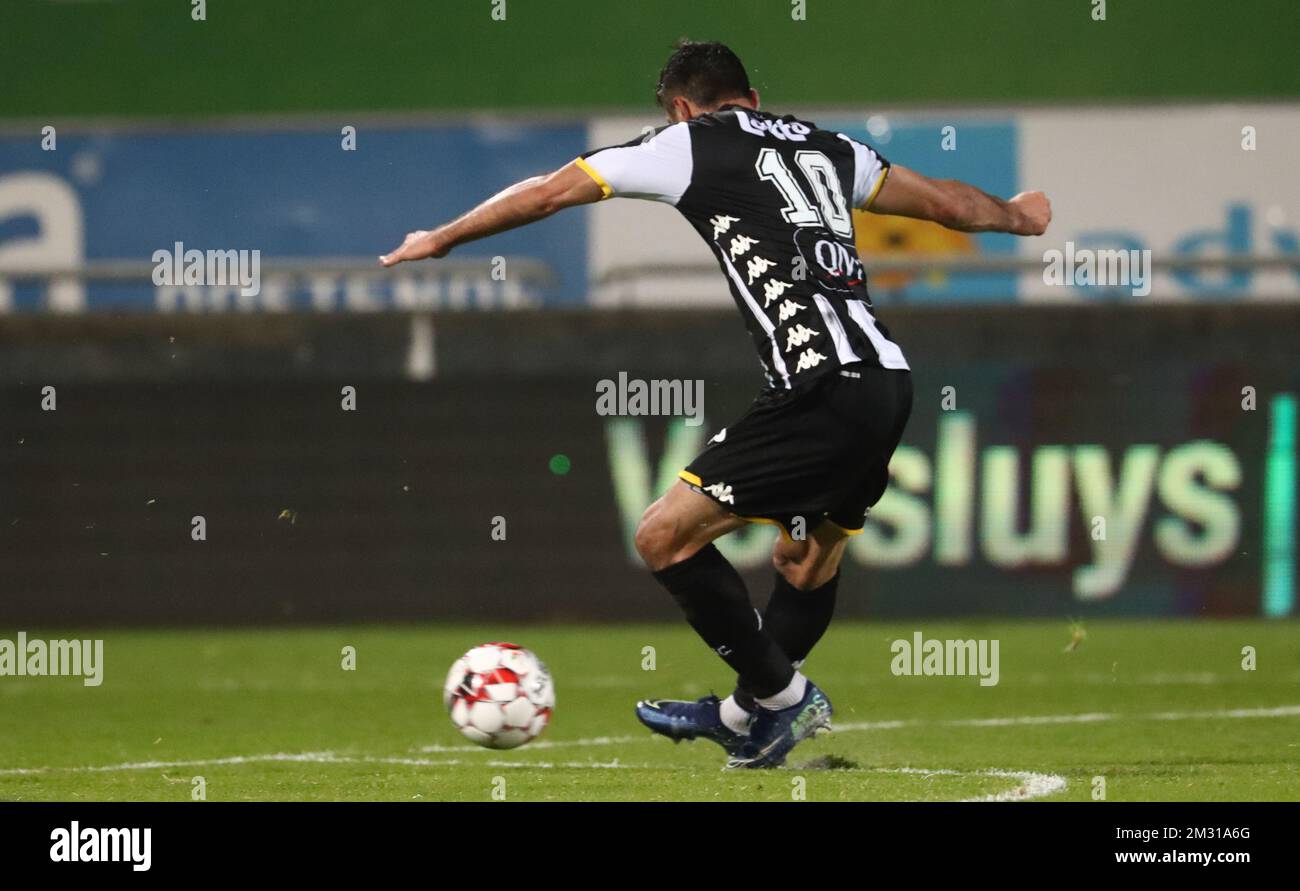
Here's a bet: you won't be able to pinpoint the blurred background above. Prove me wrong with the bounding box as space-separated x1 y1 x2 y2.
1 0 1297 626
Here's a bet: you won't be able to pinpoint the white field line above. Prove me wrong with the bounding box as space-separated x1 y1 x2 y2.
863 767 1065 802
0 752 649 777
0 752 343 776
163 671 1300 694
959 770 1068 803
1022 671 1300 686
4 703 1296 802
418 734 642 754
413 703 1300 753
0 753 1066 801
1148 705 1300 721
835 712 1116 731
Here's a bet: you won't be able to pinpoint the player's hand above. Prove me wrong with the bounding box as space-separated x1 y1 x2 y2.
379 229 449 266
1008 191 1051 236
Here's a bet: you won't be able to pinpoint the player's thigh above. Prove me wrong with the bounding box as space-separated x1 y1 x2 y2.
771 520 852 590
635 480 747 569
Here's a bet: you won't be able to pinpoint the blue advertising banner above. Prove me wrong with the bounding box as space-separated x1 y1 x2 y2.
0 122 589 312
829 116 1021 304
4 107 1298 313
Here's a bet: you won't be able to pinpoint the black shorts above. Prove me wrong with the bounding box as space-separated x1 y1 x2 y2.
679 365 913 537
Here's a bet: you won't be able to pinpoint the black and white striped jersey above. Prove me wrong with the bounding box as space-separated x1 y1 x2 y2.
576 105 909 390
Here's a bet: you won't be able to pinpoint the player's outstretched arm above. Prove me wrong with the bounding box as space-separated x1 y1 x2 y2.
379 161 605 266
868 164 1051 236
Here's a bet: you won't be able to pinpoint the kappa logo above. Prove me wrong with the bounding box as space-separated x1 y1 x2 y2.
746 256 776 285
704 481 735 505
735 110 810 142
776 298 807 322
762 279 793 307
728 234 759 260
784 323 820 352
710 214 741 240
793 348 829 373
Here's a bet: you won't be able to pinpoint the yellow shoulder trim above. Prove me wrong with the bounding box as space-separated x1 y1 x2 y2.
677 469 703 487
574 157 613 199
863 163 890 210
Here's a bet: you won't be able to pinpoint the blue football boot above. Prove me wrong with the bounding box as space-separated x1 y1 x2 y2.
634 694 749 757
724 680 832 769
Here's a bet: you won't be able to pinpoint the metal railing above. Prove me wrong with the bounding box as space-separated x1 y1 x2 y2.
0 256 560 314
0 256 558 284
2 255 1299 310
595 254 1300 285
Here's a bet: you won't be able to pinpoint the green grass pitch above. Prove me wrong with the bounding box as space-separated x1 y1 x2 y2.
1 620 1297 802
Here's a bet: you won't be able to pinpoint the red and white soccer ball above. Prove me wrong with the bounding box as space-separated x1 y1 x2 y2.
443 642 555 749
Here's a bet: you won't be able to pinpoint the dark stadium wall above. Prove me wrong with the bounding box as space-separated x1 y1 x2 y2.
2 306 1295 626
2 0 1298 119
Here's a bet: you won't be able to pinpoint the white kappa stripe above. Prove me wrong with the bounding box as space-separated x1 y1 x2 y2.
718 248 791 388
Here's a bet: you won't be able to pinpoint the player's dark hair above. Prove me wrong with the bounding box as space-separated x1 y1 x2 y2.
656 40 751 109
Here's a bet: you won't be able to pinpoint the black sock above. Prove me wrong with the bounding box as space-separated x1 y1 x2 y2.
652 544 794 699
733 571 840 711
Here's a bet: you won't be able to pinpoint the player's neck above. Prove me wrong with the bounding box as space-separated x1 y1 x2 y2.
711 96 757 112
